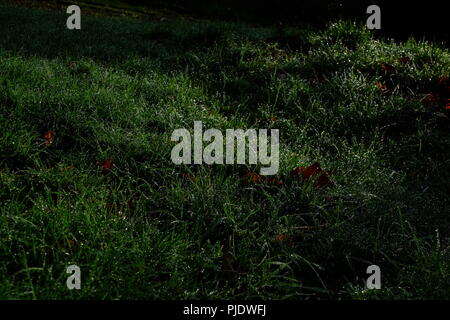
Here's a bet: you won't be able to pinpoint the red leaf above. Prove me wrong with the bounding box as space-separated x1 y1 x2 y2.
399 56 411 64
290 162 333 189
243 171 283 187
289 166 304 177
375 82 387 90
97 159 113 171
314 171 333 189
67 239 79 249
381 63 396 74
302 162 322 179
243 171 263 184
438 76 450 86
180 172 195 182
267 177 284 187
425 92 438 102
43 130 55 145
424 77 450 110
273 233 293 247
58 239 79 253
290 162 322 180
274 233 286 241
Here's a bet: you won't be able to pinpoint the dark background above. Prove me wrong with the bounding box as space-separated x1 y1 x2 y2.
4 0 448 41
98 0 449 42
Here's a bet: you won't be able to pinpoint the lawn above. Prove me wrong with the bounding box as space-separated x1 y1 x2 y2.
0 2 449 299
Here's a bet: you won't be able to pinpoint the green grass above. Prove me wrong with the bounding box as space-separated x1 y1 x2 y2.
0 4 449 299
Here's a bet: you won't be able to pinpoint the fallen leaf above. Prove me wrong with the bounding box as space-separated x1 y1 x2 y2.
267 177 284 187
43 130 55 145
381 63 396 74
314 172 333 189
399 56 411 64
97 159 113 171
273 233 294 246
425 92 439 102
436 77 450 97
59 239 79 253
375 81 387 90
274 233 286 241
290 162 321 180
423 77 450 110
243 171 263 184
180 172 195 182
67 239 79 250
438 76 450 86
243 171 283 187
290 162 333 189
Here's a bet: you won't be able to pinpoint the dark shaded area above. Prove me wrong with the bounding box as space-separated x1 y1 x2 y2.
124 0 449 42
2 0 448 43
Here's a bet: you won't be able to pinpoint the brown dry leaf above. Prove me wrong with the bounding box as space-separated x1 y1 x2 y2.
425 92 439 102
274 233 286 241
67 239 79 250
289 162 321 180
243 171 263 184
314 171 333 189
180 172 195 182
424 77 450 110
290 162 333 189
399 56 411 64
436 77 450 98
375 81 387 90
43 130 55 145
438 76 450 86
243 171 283 187
59 239 79 253
266 177 284 187
381 63 397 74
273 233 293 247
168 138 179 144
